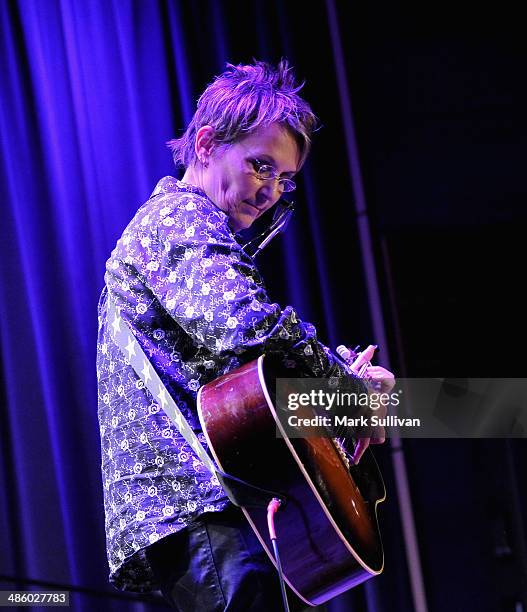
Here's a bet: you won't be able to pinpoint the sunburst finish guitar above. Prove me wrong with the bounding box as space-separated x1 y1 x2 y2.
197 355 386 607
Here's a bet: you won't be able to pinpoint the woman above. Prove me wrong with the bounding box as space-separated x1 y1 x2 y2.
97 59 392 611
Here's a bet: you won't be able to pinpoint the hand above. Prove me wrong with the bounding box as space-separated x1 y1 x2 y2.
351 365 395 465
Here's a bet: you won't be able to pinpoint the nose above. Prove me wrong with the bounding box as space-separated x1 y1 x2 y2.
257 179 283 207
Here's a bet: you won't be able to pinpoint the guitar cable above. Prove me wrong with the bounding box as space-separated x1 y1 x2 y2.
267 497 291 612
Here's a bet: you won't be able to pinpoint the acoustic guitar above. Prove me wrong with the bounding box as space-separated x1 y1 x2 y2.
197 355 386 607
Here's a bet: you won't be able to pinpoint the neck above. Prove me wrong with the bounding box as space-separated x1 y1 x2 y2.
181 164 205 192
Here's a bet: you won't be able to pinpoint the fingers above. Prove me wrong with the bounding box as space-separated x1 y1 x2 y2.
351 431 386 464
350 345 377 374
365 365 396 393
345 353 394 463
351 437 370 464
365 369 390 448
368 379 387 444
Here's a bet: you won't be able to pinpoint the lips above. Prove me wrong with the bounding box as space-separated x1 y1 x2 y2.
244 200 262 212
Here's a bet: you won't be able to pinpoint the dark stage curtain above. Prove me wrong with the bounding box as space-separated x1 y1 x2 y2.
4 1 525 611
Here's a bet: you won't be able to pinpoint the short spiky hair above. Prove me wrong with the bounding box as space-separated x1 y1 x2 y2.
166 59 318 169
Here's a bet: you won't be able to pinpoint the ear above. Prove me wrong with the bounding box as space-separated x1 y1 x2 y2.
195 125 215 164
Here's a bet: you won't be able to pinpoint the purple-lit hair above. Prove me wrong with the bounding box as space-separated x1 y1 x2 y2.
166 59 318 169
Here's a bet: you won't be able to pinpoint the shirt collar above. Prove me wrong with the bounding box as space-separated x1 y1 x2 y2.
150 176 209 199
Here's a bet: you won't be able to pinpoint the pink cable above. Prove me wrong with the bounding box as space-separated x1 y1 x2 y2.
267 497 281 540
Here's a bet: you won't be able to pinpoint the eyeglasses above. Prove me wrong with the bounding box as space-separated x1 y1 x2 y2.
249 159 296 193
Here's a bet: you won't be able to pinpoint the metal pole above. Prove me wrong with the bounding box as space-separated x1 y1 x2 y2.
324 2 429 611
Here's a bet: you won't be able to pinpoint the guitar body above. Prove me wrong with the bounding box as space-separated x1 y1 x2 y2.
197 355 386 607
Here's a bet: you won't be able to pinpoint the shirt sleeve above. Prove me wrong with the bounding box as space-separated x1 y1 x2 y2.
122 192 357 380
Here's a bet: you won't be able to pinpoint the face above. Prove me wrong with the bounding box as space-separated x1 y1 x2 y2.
202 123 300 232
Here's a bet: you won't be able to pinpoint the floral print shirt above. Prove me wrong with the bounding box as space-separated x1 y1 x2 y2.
96 177 356 591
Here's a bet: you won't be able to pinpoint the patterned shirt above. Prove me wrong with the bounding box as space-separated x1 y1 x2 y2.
96 177 357 591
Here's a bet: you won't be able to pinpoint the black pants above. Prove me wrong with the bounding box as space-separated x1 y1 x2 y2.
146 504 310 612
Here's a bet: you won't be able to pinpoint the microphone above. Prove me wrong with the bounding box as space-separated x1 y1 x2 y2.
242 196 295 258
